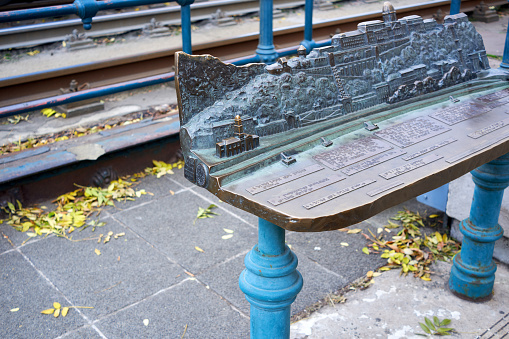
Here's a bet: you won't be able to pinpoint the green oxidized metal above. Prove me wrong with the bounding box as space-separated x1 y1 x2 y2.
176 4 509 232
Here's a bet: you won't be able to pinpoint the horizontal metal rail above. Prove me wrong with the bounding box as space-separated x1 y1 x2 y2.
0 0 306 50
1 0 504 116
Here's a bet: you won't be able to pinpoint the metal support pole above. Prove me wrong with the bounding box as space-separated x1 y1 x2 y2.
256 0 278 63
300 0 316 52
239 218 303 338
449 153 509 301
450 0 461 15
180 4 192 54
501 10 509 69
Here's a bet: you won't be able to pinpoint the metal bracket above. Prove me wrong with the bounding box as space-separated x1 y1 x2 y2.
280 153 296 166
364 121 379 131
320 137 333 147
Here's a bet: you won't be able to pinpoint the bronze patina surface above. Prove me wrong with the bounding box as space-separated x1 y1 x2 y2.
176 4 509 231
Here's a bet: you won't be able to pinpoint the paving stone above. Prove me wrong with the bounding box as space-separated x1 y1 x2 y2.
60 326 104 338
0 222 49 248
0 227 14 254
19 218 185 321
0 250 87 338
167 168 195 189
114 190 257 274
106 174 183 214
189 186 258 228
198 245 347 317
286 222 387 284
95 278 250 338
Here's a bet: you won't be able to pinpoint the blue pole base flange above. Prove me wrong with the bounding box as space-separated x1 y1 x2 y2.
448 252 497 301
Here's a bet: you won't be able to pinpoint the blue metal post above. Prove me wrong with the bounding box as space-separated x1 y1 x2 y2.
239 218 303 338
450 0 461 15
256 0 278 63
449 153 509 301
300 0 316 52
501 6 509 69
180 3 192 54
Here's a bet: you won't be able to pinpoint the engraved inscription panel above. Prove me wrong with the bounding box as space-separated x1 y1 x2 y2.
367 181 404 197
268 175 345 206
342 149 406 176
379 154 443 180
447 131 509 163
483 96 509 109
402 138 457 161
374 117 450 148
303 179 376 209
313 137 392 171
476 88 509 103
246 164 324 195
467 117 509 139
429 102 491 125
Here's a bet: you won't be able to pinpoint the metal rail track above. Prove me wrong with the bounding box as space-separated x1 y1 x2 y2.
0 0 306 50
0 0 505 108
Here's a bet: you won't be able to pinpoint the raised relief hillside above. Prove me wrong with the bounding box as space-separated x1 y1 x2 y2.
176 2 493 187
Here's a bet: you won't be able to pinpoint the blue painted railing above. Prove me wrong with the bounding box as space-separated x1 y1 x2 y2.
0 0 324 116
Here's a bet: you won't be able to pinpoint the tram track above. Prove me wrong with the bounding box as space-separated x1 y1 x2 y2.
0 0 504 108
0 0 306 50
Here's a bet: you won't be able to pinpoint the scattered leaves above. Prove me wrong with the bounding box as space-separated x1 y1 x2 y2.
194 204 219 224
10 308 19 312
143 319 149 326
347 228 362 234
41 303 93 318
340 242 349 247
222 234 233 240
418 316 454 336
194 246 204 253
5 115 29 125
94 249 101 255
41 108 66 119
223 228 234 233
145 160 183 178
362 210 460 280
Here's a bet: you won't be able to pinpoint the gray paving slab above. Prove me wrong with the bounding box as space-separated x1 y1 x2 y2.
0 220 51 248
0 250 87 338
95 278 250 339
199 248 348 317
189 186 259 228
106 174 184 214
0 228 14 254
19 217 185 321
286 222 387 283
113 190 258 275
60 326 104 339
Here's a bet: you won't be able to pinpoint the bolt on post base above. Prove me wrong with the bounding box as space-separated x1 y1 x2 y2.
239 218 303 339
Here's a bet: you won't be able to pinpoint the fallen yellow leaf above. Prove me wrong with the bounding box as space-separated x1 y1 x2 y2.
41 308 54 315
54 308 60 318
340 242 349 247
222 234 233 240
195 246 204 253
223 228 234 234
53 302 61 309
94 249 101 255
366 271 374 277
143 319 149 326
10 308 19 312
170 190 175 195
61 307 69 317
347 228 362 234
